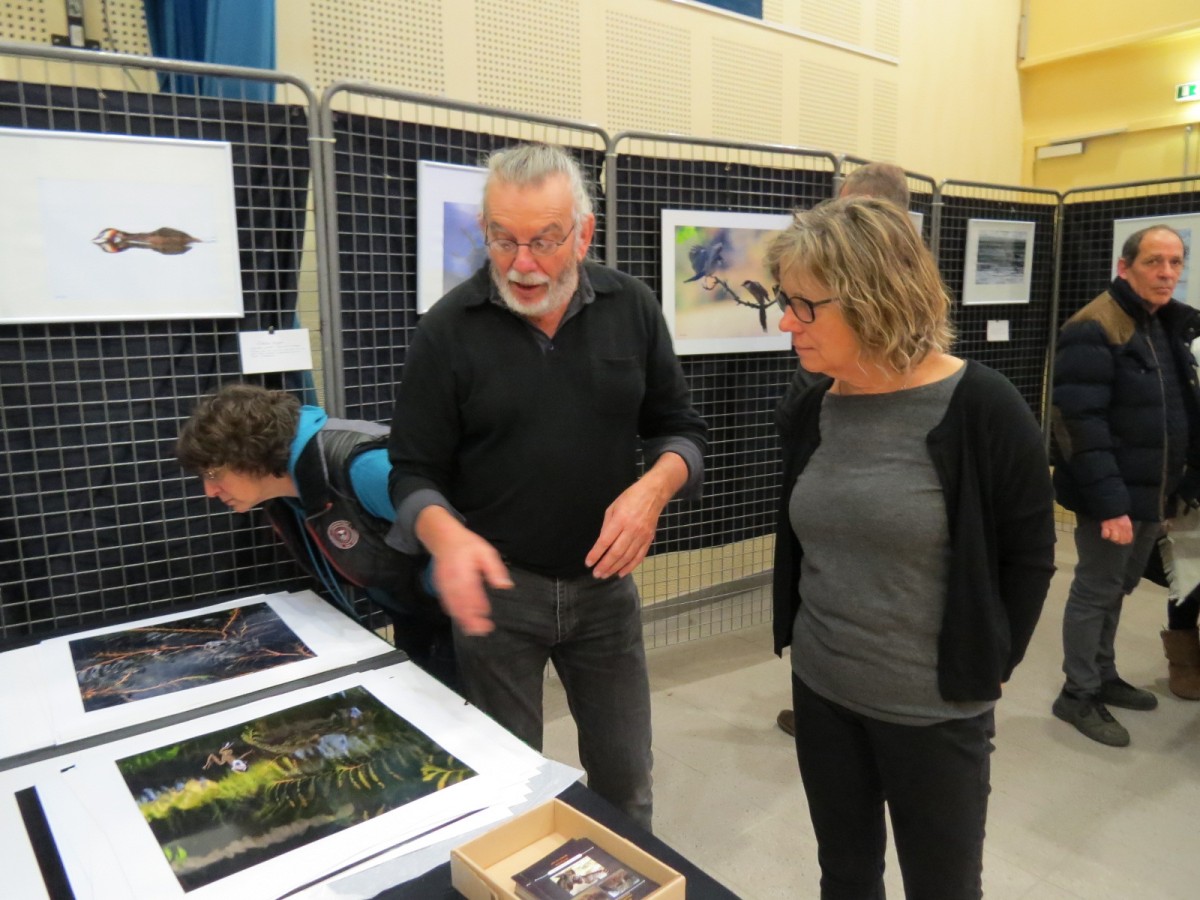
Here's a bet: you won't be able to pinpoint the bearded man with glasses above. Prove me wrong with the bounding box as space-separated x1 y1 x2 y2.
385 143 708 831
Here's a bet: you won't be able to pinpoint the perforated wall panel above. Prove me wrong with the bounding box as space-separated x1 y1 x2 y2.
796 60 859 152
875 0 901 56
711 39 783 143
94 0 151 55
0 0 48 43
475 0 581 120
800 0 862 45
311 0 444 96
604 11 692 135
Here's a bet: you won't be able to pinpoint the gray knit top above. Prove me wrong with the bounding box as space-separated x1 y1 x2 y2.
789 366 995 724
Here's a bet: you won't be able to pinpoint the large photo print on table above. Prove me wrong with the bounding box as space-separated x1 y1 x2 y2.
1111 212 1199 308
70 602 315 712
416 160 489 313
116 685 476 891
962 219 1036 306
0 127 244 324
661 209 792 355
29 665 543 899
0 592 396 759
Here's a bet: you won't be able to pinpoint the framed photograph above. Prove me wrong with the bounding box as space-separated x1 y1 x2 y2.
661 209 793 355
962 219 1036 305
0 127 244 324
27 664 544 899
1111 212 1199 308
417 160 489 314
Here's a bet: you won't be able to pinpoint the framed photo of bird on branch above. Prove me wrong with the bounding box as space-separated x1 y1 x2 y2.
0 126 243 324
661 208 793 355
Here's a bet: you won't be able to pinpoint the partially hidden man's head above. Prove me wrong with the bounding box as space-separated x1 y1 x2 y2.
837 162 911 210
1118 225 1187 309
479 143 596 320
177 384 299 512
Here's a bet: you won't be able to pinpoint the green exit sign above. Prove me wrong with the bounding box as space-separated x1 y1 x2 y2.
1178 82 1200 102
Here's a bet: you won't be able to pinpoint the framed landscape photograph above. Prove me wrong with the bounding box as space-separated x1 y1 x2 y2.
661 209 792 355
0 127 244 324
962 219 1036 305
416 160 489 314
1111 212 1199 308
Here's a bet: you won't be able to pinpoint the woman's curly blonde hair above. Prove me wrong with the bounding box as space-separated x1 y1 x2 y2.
765 197 954 374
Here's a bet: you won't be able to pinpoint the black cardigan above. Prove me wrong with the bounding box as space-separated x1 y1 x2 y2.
772 360 1057 702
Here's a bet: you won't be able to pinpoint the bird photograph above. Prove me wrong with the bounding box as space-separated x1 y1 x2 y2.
92 226 204 255
667 216 790 343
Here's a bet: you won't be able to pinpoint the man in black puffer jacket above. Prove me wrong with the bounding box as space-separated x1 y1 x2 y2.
1051 224 1200 747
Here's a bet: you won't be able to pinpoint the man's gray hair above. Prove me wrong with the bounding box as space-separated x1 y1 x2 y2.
838 162 910 210
482 143 594 226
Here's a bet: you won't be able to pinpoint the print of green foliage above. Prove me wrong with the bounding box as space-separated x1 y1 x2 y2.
421 756 472 790
118 744 182 775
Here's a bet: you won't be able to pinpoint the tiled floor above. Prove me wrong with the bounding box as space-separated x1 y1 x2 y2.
542 542 1200 899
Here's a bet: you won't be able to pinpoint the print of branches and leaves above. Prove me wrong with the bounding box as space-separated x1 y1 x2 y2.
123 688 476 843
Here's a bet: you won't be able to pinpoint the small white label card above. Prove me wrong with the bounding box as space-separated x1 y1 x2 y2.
986 320 1010 342
238 327 314 374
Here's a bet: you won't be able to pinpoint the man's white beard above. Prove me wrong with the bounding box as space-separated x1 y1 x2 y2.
492 261 580 320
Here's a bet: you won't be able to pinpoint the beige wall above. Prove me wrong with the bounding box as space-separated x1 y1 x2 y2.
277 0 1027 185
1021 1 1200 190
1 1 1030 184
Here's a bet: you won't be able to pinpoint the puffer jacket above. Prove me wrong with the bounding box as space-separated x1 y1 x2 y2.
1051 277 1200 522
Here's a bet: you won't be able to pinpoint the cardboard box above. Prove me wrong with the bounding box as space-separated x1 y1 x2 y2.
451 799 685 900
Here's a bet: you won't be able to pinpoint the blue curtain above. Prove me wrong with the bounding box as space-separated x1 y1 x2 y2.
143 0 275 101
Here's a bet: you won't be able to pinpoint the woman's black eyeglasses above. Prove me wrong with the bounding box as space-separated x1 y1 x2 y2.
774 287 837 323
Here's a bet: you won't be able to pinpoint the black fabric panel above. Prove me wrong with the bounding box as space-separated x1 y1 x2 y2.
330 114 607 424
1059 191 1200 325
615 155 833 552
935 194 1058 423
0 83 314 637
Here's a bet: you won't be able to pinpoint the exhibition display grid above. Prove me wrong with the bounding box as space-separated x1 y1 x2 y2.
2 38 1200 653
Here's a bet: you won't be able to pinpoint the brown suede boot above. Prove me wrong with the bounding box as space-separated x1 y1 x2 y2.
1161 628 1200 700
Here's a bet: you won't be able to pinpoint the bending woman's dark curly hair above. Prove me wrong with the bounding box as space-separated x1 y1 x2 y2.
177 383 300 477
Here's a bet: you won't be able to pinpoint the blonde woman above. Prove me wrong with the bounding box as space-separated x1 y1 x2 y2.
767 198 1055 899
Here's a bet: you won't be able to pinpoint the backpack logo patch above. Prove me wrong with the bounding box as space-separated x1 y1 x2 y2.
327 520 359 550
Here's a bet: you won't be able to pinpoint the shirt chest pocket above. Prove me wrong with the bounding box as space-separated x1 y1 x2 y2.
590 356 645 418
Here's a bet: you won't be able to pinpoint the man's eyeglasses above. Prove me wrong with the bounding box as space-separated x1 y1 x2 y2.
201 468 225 482
485 224 575 257
775 287 837 323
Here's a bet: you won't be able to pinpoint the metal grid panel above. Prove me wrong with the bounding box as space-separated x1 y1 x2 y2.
324 85 609 424
1058 177 1200 326
0 46 322 640
1053 175 1200 533
610 135 837 647
935 182 1060 426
